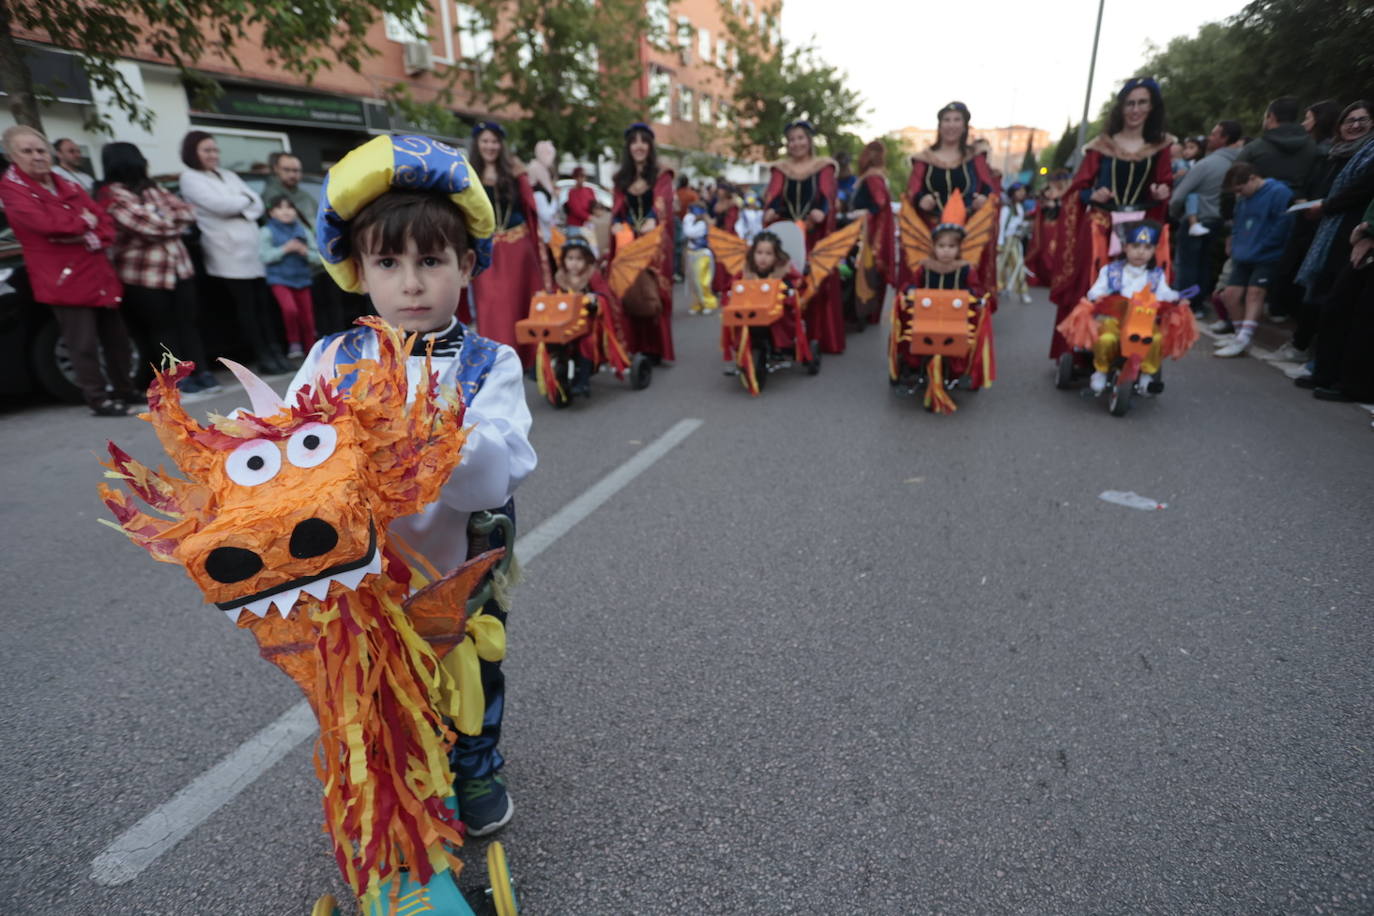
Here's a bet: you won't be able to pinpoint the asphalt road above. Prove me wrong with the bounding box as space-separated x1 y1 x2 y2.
1 286 1371 915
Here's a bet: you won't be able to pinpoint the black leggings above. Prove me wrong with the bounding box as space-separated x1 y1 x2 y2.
219 277 284 365
120 279 207 376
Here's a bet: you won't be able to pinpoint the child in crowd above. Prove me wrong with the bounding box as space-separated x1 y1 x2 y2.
722 230 806 363
259 196 320 359
1214 161 1294 357
1082 220 1180 393
736 192 764 242
896 218 989 385
288 134 536 837
682 201 719 314
553 232 629 394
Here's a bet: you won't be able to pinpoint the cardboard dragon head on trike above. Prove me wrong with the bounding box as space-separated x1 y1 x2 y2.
99 320 516 915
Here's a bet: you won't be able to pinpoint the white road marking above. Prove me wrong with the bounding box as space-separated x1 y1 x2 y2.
89 417 703 887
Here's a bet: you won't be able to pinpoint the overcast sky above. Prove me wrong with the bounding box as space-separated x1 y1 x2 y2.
780 0 1248 137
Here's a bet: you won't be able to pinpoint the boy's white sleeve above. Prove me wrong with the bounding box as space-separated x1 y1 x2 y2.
1154 274 1180 302
442 346 536 512
283 339 327 400
683 213 707 241
1086 264 1112 301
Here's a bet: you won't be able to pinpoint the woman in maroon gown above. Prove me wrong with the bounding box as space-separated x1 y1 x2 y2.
468 122 551 367
610 123 676 363
902 102 1002 309
1048 77 1174 359
763 121 844 354
851 140 894 326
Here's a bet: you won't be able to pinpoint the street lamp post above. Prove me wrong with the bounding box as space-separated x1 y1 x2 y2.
1075 0 1107 156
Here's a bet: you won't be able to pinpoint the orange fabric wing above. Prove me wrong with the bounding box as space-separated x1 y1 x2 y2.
801 216 865 304
961 199 997 264
609 225 665 298
708 226 750 278
899 200 932 273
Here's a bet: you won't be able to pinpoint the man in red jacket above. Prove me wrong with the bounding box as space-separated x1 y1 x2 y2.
1 126 135 415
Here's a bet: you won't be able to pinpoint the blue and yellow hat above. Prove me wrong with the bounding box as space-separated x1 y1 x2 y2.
1119 219 1162 247
315 134 495 293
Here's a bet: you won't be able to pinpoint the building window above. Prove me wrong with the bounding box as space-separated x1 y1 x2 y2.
679 86 694 123
715 38 728 69
697 27 711 61
455 4 493 61
744 1 755 25
384 10 427 43
648 66 671 124
699 93 712 124
646 0 670 48
716 101 730 129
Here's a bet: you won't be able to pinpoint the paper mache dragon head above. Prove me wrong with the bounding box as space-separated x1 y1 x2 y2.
98 318 503 900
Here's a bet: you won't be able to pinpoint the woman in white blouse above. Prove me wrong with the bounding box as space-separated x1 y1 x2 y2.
178 131 291 374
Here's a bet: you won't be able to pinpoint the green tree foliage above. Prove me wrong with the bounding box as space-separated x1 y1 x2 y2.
1051 121 1078 169
453 0 650 159
720 2 867 160
1 0 432 133
1128 0 1374 138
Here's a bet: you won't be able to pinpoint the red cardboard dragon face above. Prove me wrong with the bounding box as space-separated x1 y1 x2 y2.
99 318 466 623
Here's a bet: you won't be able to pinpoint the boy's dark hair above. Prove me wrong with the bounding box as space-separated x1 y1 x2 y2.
1215 120 1244 146
747 231 789 276
349 190 471 261
1223 161 1259 192
180 130 215 170
1266 97 1300 125
265 194 295 212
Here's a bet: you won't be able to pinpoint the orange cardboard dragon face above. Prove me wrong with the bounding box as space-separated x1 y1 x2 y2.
99 319 467 622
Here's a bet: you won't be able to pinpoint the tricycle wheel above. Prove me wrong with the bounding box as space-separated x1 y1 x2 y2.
1108 376 1133 417
309 893 339 916
629 353 652 390
805 339 821 375
1055 351 1075 389
751 341 769 392
487 841 519 916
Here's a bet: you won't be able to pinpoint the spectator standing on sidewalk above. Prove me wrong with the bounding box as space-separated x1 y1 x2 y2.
1236 97 1319 197
95 141 221 398
1170 120 1243 316
52 138 94 193
1276 101 1374 358
260 152 316 230
178 130 292 375
1214 162 1293 358
259 195 319 360
0 126 135 415
1294 130 1374 390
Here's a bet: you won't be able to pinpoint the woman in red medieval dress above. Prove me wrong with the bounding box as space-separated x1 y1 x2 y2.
903 102 1002 307
610 122 676 364
469 121 552 367
1026 168 1071 287
1048 77 1174 360
763 120 845 354
850 140 894 328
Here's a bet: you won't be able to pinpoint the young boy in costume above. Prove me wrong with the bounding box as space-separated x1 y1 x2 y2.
1083 219 1180 394
291 134 536 837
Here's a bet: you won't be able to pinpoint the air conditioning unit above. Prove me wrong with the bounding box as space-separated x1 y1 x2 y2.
403 41 433 75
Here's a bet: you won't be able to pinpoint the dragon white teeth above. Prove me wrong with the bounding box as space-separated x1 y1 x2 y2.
301 578 332 601
271 586 304 619
334 566 368 592
244 594 276 618
224 607 245 623
364 550 382 576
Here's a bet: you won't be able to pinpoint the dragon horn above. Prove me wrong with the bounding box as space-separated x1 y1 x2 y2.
219 358 287 417
315 337 347 390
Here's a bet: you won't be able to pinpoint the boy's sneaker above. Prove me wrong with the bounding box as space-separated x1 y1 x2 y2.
1208 320 1234 334
1188 222 1211 237
1214 339 1250 358
1089 371 1107 394
1265 342 1307 362
1212 334 1237 347
457 774 514 837
287 343 305 359
1136 372 1155 395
